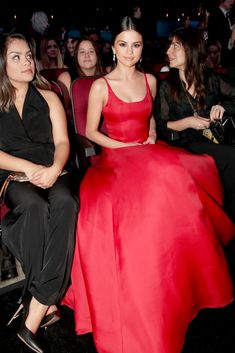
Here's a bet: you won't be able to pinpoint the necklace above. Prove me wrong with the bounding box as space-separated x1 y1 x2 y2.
180 80 198 117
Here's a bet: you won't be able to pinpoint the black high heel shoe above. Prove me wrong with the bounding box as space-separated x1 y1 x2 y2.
40 309 61 328
7 299 60 329
17 294 44 353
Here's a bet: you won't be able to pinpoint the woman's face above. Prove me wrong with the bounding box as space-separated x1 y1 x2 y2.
166 37 186 70
207 44 220 65
6 38 35 84
77 40 97 70
66 38 78 56
113 30 143 67
46 39 59 59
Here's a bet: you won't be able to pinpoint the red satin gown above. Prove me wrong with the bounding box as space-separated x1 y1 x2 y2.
62 75 235 353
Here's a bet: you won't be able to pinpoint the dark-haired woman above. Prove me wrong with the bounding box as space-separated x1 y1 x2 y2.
0 33 78 352
63 18 234 353
155 27 235 224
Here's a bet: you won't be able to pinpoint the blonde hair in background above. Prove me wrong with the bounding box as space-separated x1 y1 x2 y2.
31 11 49 34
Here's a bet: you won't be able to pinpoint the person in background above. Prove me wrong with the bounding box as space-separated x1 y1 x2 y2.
0 32 78 353
180 14 191 29
100 40 113 73
156 27 235 224
38 36 66 70
206 40 223 69
63 29 81 69
62 16 235 353
70 36 104 81
28 10 50 61
207 0 235 66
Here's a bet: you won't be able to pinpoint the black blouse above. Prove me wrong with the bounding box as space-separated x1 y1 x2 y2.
0 84 54 184
155 70 235 144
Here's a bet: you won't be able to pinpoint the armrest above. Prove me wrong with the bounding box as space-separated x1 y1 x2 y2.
73 133 98 158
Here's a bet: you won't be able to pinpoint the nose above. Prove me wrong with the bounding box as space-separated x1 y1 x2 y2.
166 47 171 55
127 45 133 54
23 57 31 65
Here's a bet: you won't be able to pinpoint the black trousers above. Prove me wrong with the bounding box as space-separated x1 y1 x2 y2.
1 173 79 305
174 140 235 224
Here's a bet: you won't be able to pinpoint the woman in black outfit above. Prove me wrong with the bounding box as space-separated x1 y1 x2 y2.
0 33 78 352
155 27 235 224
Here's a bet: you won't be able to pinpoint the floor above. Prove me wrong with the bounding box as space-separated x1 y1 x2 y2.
1 242 235 353
1 285 235 353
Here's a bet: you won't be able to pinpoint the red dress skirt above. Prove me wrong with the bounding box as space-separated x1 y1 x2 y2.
62 76 235 353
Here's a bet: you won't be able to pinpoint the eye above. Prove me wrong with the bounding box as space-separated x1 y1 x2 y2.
172 43 181 50
134 43 141 48
27 53 33 60
89 50 95 54
12 55 20 60
119 42 126 47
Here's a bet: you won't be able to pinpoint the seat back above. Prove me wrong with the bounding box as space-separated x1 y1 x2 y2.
40 68 68 82
71 76 101 135
50 80 64 99
0 205 9 220
70 76 105 171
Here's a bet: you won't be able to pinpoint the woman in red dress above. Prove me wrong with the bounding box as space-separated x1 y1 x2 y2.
62 16 235 353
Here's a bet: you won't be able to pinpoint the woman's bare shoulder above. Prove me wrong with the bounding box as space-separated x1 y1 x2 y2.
90 77 108 97
146 73 157 86
37 88 61 105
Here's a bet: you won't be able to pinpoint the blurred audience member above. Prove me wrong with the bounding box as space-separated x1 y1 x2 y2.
64 30 81 68
28 11 50 60
38 36 67 70
206 41 222 68
208 0 234 66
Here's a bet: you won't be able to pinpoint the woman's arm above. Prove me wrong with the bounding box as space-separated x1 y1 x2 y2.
57 71 71 98
0 150 44 178
86 79 139 148
156 80 210 138
142 73 157 144
30 90 70 188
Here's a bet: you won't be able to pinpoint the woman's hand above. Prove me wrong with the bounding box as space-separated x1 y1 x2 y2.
143 134 157 144
23 163 45 181
209 105 225 121
187 116 210 130
30 166 61 189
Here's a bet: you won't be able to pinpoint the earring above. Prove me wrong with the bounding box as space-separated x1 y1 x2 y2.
139 57 142 64
113 53 116 62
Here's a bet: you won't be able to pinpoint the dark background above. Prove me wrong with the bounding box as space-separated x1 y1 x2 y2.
0 0 218 33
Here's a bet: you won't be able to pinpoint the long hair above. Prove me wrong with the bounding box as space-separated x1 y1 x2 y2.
0 32 50 112
73 36 104 77
111 16 144 71
168 27 207 110
39 36 64 69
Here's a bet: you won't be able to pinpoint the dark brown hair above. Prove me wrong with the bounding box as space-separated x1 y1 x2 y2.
0 32 50 111
168 27 207 110
73 36 104 77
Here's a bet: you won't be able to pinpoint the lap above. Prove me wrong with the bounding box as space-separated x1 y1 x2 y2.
4 173 76 210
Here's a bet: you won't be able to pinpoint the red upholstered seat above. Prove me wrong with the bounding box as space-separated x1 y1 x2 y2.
70 76 104 172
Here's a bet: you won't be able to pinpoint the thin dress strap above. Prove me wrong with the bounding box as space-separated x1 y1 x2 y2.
102 74 151 101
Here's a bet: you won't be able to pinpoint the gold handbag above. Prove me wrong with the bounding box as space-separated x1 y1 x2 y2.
0 172 29 205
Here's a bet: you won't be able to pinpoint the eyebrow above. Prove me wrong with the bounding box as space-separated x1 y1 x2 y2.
116 40 142 44
8 49 32 55
78 47 95 50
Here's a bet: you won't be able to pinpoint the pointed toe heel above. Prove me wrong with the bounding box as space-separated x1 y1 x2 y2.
17 325 44 353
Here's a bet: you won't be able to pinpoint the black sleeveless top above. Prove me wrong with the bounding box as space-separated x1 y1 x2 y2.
0 84 54 184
